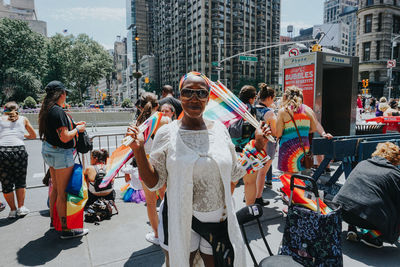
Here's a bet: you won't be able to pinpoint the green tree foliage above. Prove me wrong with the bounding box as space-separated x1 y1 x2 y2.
121 98 132 108
23 96 37 109
66 34 113 103
0 18 47 104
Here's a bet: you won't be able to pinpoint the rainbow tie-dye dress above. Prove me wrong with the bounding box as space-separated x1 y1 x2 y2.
278 106 311 173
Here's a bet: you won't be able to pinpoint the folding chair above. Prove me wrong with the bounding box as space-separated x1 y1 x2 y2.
236 204 302 267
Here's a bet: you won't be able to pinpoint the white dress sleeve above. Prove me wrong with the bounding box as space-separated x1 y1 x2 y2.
148 124 170 191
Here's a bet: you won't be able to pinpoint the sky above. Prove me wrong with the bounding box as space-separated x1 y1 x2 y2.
31 0 324 50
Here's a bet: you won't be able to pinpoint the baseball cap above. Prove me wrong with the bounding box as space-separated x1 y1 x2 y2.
45 81 71 94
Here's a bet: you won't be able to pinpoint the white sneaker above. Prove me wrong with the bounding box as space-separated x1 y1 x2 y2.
8 210 17 219
17 206 30 217
145 232 160 246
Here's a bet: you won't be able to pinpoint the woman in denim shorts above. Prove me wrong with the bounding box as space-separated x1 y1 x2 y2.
39 81 88 239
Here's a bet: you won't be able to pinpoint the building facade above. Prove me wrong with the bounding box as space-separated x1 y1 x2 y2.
113 36 129 103
151 0 281 91
0 0 46 36
313 23 350 54
356 0 400 97
339 6 358 56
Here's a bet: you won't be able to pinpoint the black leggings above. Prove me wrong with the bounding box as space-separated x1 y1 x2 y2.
0 146 28 194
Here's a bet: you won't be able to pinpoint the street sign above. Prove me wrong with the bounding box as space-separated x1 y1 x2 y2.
288 48 300 57
239 55 258 62
387 59 396 68
215 67 224 71
212 61 219 67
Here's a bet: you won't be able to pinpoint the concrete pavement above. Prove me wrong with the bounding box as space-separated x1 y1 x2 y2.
1 175 399 267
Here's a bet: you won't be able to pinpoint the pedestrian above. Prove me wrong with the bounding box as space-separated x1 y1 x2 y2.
160 103 176 120
158 85 183 117
334 142 400 248
38 81 88 239
126 71 271 266
276 86 331 174
255 83 277 195
376 97 387 117
84 149 115 208
370 97 376 113
383 99 399 116
135 92 169 245
0 101 36 218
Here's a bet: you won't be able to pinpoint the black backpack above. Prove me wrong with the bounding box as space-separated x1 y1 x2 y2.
84 198 118 224
93 165 112 192
228 103 257 147
76 131 93 154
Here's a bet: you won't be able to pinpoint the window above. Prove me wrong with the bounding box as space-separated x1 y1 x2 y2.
375 71 381 82
393 15 400 33
365 14 372 33
363 42 371 61
376 41 381 60
366 0 374 6
378 13 382 31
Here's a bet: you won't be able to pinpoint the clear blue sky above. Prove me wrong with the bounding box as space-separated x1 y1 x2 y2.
33 0 323 49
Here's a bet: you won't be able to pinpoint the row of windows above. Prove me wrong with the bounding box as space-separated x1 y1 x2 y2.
362 41 383 61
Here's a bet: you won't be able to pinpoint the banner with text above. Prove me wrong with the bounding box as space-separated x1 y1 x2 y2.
284 64 315 109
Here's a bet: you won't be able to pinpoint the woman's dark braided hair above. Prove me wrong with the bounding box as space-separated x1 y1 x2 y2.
136 92 158 125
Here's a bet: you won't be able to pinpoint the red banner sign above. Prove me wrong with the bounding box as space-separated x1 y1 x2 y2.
284 64 315 109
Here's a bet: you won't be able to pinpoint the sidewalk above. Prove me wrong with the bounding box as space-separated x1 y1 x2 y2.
1 176 399 266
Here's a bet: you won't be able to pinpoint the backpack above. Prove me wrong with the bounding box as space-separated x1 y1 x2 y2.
93 165 112 192
255 103 271 122
76 131 93 154
228 103 257 148
84 198 118 224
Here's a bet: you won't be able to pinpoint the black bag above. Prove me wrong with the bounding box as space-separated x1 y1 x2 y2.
228 104 257 147
279 174 343 266
76 131 93 154
93 165 112 192
84 198 118 224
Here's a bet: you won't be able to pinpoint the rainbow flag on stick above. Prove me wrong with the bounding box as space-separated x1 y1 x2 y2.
99 112 163 188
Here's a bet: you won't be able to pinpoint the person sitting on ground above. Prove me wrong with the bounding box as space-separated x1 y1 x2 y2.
383 100 399 116
84 149 114 208
334 142 400 248
160 103 176 120
158 85 183 117
0 102 36 219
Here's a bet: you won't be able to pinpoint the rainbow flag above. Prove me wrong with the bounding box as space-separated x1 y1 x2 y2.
53 172 88 230
99 112 163 188
203 83 242 127
280 174 332 215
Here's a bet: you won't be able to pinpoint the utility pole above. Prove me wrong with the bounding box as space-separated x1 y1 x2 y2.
135 30 140 100
388 34 400 99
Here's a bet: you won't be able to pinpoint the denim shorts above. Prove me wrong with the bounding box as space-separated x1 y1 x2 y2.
42 141 75 170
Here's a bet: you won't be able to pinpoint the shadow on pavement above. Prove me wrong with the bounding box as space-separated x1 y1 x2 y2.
341 232 400 267
123 245 165 267
39 210 50 217
17 230 82 266
0 217 18 227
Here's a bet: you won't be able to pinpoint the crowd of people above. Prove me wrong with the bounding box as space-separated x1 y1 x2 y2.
357 94 400 117
0 75 399 266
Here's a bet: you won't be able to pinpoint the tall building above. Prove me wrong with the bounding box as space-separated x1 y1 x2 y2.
313 23 350 54
356 0 400 97
113 36 129 102
324 0 358 24
0 0 47 36
151 0 281 91
324 0 358 56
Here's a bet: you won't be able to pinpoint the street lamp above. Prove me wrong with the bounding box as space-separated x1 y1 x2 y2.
388 34 400 99
133 31 142 100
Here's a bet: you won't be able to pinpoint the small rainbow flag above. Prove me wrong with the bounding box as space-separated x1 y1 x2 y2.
99 112 163 188
203 89 241 127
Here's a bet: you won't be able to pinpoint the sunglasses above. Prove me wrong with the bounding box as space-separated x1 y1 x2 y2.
180 88 209 100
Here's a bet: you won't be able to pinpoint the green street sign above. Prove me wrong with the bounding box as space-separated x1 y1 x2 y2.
212 61 219 66
239 55 258 62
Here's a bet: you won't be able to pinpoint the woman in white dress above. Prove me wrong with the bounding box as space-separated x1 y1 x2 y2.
127 72 270 267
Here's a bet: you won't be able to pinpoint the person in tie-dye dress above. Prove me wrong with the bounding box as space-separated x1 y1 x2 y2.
276 86 321 173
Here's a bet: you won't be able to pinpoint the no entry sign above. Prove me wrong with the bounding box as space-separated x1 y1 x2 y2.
288 48 300 57
284 64 315 109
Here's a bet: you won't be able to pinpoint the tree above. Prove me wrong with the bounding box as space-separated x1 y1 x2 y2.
121 98 132 108
234 77 265 95
66 34 113 103
23 96 37 109
0 18 47 104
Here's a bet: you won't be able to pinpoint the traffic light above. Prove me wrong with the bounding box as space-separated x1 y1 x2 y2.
366 89 369 94
311 44 322 52
365 79 369 88
362 79 366 88
144 77 149 84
